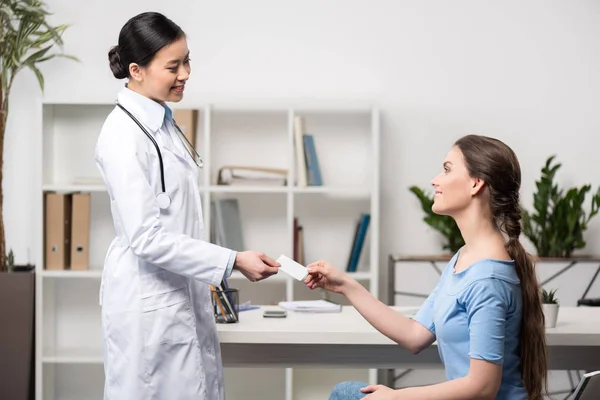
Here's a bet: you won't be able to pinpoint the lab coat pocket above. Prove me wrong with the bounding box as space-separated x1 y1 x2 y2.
141 287 196 346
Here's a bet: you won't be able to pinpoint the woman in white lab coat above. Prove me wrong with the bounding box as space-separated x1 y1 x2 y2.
96 12 280 400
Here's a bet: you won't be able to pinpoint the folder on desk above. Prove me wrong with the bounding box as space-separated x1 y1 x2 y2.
278 300 341 313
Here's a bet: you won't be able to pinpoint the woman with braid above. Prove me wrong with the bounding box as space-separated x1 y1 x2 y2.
305 134 548 400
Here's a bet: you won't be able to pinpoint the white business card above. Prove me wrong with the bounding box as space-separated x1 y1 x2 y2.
277 255 308 281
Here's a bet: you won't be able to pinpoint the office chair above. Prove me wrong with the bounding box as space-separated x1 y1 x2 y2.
569 370 600 399
577 298 600 307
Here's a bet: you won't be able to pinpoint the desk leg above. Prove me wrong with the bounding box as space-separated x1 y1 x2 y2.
380 255 397 387
579 264 600 301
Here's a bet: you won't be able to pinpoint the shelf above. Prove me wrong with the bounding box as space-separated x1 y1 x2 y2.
41 99 374 113
38 99 380 400
43 183 106 192
209 185 288 194
293 186 371 197
208 185 370 197
43 347 103 364
42 270 103 278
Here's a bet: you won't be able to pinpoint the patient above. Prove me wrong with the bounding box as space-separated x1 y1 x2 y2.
304 135 548 400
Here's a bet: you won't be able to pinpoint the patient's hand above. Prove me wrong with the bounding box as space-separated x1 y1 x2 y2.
304 260 350 294
361 384 397 399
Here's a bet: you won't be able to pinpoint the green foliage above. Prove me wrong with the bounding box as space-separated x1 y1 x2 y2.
541 288 559 305
409 186 464 253
1 0 78 118
6 248 14 270
0 0 77 272
522 155 600 258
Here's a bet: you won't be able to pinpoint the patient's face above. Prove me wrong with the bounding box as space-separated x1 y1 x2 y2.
430 146 474 216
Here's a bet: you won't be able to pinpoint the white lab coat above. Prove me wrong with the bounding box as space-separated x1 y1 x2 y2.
95 87 233 400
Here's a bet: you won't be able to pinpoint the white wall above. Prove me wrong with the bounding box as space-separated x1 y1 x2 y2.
12 0 599 281
5 0 600 395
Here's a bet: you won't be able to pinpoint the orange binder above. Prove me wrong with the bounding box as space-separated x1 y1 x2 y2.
173 109 198 149
44 193 72 270
70 193 91 270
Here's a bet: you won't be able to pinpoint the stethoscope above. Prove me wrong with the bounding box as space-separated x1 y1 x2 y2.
115 101 203 209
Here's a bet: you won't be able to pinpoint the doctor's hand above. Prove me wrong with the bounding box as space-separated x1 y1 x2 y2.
304 260 352 295
234 251 280 282
361 384 397 399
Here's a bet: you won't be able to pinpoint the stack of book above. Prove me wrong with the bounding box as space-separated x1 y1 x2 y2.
278 299 341 313
216 165 287 186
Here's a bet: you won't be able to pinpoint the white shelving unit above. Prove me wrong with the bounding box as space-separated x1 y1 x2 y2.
35 99 380 400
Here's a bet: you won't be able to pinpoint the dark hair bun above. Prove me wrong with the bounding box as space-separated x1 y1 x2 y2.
108 46 128 79
110 12 185 81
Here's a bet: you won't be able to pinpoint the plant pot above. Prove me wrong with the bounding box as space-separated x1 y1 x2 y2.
543 303 559 328
0 270 35 400
11 264 35 273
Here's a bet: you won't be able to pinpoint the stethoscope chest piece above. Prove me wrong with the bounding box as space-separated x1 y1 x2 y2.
156 192 171 209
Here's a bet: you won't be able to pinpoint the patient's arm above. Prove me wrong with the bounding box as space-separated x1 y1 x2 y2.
343 280 435 354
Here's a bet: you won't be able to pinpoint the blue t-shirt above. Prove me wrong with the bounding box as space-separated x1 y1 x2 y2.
413 251 527 400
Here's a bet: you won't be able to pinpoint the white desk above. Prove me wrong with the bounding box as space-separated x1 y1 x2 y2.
217 306 600 371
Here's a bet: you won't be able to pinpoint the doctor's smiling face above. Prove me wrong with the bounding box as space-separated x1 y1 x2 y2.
108 12 190 104
430 145 480 217
128 36 191 103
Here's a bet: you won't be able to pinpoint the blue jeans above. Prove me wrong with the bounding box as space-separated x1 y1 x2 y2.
329 381 369 400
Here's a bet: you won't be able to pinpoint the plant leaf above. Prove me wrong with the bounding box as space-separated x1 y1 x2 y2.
27 63 44 91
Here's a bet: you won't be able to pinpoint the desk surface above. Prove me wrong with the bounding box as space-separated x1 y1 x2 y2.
217 306 600 347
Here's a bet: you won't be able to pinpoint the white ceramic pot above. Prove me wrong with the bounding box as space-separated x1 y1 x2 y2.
543 304 559 328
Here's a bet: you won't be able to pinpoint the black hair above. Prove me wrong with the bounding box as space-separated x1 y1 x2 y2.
108 12 186 79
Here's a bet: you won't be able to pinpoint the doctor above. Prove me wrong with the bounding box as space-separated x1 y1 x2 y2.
95 11 280 400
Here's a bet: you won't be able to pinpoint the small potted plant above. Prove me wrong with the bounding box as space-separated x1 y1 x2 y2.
6 249 35 273
542 288 560 328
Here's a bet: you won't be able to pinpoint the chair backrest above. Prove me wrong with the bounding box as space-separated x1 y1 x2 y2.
570 371 600 400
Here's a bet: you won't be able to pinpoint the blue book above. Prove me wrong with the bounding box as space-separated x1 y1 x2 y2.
303 134 322 186
346 214 370 272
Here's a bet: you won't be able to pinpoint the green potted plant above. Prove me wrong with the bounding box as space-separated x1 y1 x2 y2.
522 155 600 258
0 2 76 398
542 288 560 328
409 186 465 254
0 0 77 272
6 248 35 272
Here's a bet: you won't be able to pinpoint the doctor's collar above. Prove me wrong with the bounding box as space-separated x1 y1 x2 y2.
117 85 167 132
